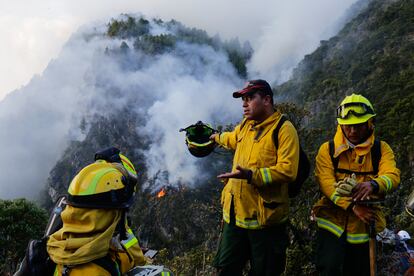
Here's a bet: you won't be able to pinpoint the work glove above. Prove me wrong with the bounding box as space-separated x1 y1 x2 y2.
334 180 352 196
344 173 358 188
334 174 358 196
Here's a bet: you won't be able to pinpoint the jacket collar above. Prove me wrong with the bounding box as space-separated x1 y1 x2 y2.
333 125 375 158
246 111 282 141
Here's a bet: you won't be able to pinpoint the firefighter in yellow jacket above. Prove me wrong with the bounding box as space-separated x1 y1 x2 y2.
210 80 300 276
313 94 400 275
47 147 147 275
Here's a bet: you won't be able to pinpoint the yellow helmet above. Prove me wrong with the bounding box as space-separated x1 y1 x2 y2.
67 147 137 208
336 94 376 125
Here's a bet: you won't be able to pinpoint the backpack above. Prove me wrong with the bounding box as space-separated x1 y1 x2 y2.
13 237 56 276
14 196 67 276
328 139 381 175
273 115 310 198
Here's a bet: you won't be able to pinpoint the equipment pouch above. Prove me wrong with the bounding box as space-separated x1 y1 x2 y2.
257 195 288 226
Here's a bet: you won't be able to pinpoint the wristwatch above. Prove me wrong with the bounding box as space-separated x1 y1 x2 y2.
370 180 379 193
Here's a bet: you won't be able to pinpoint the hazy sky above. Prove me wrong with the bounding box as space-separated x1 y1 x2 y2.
0 0 357 100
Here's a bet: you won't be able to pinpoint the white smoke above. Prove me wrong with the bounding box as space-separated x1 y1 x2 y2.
140 48 242 188
0 27 123 199
0 18 243 199
247 0 358 83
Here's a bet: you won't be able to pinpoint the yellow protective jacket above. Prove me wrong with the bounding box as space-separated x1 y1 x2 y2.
47 206 146 275
215 111 299 229
313 126 400 244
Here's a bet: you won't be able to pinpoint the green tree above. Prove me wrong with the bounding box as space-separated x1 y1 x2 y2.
0 198 48 274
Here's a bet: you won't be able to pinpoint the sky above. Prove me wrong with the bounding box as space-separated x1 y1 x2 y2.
0 0 357 101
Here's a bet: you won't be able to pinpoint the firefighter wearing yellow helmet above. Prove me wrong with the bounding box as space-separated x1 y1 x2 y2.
47 147 147 275
312 94 400 275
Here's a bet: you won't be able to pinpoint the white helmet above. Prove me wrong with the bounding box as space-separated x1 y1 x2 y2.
397 230 411 241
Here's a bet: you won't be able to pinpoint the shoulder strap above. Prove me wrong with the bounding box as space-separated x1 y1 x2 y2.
371 139 381 175
329 140 339 170
61 255 120 276
273 115 288 149
329 139 382 175
92 255 120 276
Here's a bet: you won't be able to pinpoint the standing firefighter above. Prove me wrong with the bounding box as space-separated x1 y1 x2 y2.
46 147 147 275
313 94 400 275
210 80 300 276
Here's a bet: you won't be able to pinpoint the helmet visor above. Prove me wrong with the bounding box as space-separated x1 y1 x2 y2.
336 102 375 119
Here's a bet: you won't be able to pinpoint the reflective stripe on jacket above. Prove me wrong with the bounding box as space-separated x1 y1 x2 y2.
313 126 400 243
215 111 299 229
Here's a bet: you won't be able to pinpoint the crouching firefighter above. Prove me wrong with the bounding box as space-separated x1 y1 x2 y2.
48 147 147 275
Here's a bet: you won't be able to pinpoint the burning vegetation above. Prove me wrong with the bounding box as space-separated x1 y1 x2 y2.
157 188 166 198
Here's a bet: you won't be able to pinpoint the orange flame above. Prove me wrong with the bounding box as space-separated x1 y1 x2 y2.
157 188 166 198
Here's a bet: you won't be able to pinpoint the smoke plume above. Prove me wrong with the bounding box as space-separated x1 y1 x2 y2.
0 18 243 199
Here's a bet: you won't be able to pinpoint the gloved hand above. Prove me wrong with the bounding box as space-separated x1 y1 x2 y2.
344 173 358 188
335 181 353 196
333 180 345 188
334 174 358 196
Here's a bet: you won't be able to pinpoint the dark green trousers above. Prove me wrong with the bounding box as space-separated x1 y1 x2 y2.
213 220 288 276
316 229 370 276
